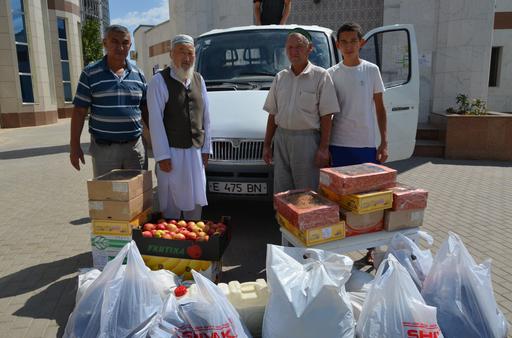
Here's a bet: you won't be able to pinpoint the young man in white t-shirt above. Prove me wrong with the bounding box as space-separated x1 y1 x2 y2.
328 22 388 166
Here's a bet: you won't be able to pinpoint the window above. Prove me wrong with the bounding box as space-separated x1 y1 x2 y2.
195 30 332 81
57 17 72 102
489 47 501 87
360 29 411 88
11 0 34 103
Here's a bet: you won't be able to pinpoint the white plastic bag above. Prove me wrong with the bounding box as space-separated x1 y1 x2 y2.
76 268 101 304
373 232 433 289
422 232 509 338
345 267 374 292
263 244 355 338
150 270 252 337
64 241 164 338
356 254 443 338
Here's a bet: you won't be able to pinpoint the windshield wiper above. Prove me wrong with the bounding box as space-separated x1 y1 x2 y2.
205 80 260 90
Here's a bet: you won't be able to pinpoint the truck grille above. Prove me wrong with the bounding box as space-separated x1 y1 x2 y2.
210 139 264 162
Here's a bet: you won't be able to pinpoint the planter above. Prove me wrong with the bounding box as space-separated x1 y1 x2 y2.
430 111 512 161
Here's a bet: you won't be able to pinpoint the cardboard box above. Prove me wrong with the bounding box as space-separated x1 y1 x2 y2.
384 208 424 231
273 190 340 230
142 255 222 282
320 187 392 214
132 226 230 261
91 208 151 236
90 234 131 270
386 183 428 210
276 213 345 246
87 169 153 201
341 209 384 237
88 189 153 221
319 163 396 195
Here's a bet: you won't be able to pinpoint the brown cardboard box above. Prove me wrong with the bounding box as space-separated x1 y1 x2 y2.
273 190 340 230
89 189 153 221
341 209 384 237
385 183 428 210
320 186 393 214
384 208 424 231
319 163 396 195
276 213 345 246
91 208 151 236
87 169 152 201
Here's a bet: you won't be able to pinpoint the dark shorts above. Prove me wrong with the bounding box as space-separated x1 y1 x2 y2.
329 145 378 167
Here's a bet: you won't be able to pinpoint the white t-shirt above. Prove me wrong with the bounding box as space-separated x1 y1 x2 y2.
328 59 385 148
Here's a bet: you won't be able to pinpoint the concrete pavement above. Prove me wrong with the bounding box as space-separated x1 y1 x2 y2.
0 119 511 337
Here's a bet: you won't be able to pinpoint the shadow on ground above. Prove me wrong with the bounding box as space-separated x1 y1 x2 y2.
0 253 92 338
388 156 512 174
0 143 90 160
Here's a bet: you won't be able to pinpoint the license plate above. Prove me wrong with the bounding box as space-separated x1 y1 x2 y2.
208 181 267 194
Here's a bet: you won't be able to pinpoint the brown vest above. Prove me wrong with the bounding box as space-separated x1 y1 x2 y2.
160 68 205 148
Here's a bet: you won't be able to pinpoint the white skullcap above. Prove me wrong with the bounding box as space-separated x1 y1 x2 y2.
171 34 194 48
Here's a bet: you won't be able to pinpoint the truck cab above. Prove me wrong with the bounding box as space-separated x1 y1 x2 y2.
195 24 419 199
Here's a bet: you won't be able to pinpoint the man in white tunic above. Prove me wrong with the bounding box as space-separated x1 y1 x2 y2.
147 34 211 219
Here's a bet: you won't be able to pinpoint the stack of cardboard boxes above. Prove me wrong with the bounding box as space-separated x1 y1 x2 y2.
274 163 429 247
274 190 346 246
87 170 153 269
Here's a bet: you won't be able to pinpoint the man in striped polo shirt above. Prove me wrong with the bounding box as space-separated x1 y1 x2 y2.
70 24 148 177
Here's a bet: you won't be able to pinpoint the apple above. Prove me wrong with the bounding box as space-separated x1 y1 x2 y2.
166 223 178 232
143 223 156 231
186 232 198 240
187 221 196 227
168 219 177 225
174 233 186 240
196 221 205 229
151 229 158 236
162 233 173 240
142 231 153 238
156 224 167 231
157 218 166 224
177 220 187 227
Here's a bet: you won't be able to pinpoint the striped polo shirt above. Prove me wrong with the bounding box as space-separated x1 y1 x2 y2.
73 56 147 141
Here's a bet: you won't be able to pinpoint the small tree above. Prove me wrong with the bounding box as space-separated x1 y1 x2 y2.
81 19 103 66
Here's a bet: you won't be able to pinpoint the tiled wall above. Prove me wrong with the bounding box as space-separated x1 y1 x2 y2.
288 0 384 34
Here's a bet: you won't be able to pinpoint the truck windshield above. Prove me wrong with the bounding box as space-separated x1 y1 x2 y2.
195 29 331 81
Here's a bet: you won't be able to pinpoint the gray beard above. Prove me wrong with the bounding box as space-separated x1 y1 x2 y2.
171 61 194 81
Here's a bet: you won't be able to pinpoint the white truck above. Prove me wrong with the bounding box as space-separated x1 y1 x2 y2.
195 24 419 199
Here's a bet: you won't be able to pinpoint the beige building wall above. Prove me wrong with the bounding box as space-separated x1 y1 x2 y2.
384 0 496 123
0 0 83 128
488 0 512 113
133 0 252 82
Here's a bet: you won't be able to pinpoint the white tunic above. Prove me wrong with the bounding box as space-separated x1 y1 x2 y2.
147 68 211 211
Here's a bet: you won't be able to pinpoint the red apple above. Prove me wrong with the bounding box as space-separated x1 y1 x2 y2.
186 232 198 240
142 231 153 238
168 219 177 225
151 229 158 235
157 218 166 224
156 224 167 231
162 233 173 240
143 223 156 231
177 220 187 227
187 221 196 227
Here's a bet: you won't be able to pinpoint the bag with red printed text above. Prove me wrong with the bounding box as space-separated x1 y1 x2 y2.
356 254 443 338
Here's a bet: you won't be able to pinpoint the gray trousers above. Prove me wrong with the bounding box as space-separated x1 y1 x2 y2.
90 136 148 178
273 127 320 194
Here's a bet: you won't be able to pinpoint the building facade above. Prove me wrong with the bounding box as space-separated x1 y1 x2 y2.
0 0 83 128
134 0 512 124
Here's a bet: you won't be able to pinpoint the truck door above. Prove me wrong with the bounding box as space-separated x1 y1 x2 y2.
360 24 420 162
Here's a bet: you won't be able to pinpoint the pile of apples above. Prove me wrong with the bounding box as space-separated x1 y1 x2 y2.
141 219 227 242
